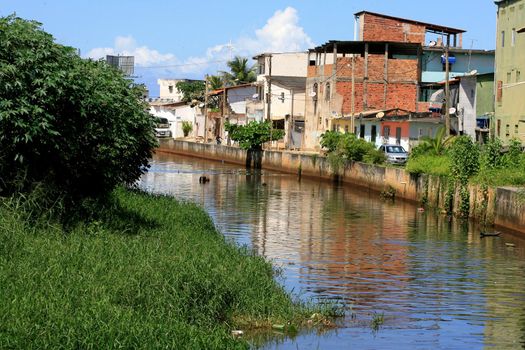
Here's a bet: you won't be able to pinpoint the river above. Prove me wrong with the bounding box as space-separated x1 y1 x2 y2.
140 152 525 350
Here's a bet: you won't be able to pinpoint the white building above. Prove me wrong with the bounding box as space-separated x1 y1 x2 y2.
248 52 308 149
149 101 204 139
156 79 203 101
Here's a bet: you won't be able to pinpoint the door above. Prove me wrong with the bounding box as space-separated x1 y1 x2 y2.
396 127 402 145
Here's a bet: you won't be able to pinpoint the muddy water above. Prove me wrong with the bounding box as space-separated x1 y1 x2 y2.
140 153 525 350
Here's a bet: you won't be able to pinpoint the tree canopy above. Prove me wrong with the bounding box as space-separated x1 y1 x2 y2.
0 15 157 205
225 121 284 150
221 56 256 86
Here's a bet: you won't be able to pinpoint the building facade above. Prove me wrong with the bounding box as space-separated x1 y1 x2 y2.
495 0 525 144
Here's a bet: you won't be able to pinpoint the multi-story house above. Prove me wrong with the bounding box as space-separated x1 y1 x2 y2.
494 0 525 144
247 52 308 149
303 11 494 151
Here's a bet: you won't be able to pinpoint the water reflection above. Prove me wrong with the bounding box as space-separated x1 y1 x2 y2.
140 153 525 349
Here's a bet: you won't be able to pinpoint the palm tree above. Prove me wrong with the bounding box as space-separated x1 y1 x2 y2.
221 56 256 86
207 75 224 90
418 126 454 155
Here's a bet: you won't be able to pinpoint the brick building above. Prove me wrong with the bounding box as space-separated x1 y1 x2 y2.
303 11 466 150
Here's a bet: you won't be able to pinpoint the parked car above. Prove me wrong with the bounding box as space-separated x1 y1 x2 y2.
155 117 172 138
379 144 408 164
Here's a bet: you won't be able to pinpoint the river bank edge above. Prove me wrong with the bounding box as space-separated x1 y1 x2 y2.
157 139 525 235
0 188 339 349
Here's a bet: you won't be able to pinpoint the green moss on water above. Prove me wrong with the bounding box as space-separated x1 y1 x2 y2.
0 188 338 349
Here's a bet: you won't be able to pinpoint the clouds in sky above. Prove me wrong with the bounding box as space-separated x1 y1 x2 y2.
86 6 313 78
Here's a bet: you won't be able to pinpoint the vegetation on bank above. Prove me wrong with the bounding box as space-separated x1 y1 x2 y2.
0 188 339 349
406 130 525 187
0 15 339 349
320 131 386 172
225 120 285 151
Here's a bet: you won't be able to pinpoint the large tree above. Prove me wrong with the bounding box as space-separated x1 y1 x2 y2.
221 56 256 86
0 15 157 205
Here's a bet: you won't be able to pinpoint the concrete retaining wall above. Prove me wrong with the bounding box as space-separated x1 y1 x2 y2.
157 139 525 234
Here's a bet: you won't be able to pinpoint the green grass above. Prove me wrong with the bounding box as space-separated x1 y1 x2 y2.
472 167 525 187
405 154 451 176
0 188 339 349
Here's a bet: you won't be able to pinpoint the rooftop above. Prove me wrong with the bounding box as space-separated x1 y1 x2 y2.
354 10 466 35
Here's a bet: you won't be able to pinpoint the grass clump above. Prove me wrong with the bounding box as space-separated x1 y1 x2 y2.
405 154 451 176
0 188 338 349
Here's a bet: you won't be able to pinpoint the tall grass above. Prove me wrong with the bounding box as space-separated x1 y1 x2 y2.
405 154 451 176
0 188 338 349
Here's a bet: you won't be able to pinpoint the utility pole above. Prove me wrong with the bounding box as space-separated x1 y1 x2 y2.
444 45 451 137
204 74 209 143
267 54 273 148
266 54 272 121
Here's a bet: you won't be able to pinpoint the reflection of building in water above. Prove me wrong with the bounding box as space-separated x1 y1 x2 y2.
241 172 415 308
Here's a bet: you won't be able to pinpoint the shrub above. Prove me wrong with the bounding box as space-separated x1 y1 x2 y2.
225 121 284 150
0 15 157 207
182 121 193 137
449 136 479 183
320 130 342 153
479 137 503 171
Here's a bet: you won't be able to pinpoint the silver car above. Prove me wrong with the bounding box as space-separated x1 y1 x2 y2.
379 144 408 164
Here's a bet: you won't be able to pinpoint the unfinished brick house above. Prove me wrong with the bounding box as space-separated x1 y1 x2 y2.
303 11 465 150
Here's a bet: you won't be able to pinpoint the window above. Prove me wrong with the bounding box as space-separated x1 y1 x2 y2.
418 128 424 139
383 126 390 140
344 125 349 133
501 31 506 47
516 125 519 134
395 127 402 145
512 28 516 46
371 125 377 143
497 119 501 137
318 117 322 125
517 71 521 83
258 63 265 74
280 92 285 103
313 83 318 115
507 72 512 83
359 124 365 139
168 85 174 94
325 83 331 101
506 124 510 137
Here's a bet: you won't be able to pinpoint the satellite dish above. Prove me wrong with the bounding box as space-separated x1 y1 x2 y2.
429 40 437 47
198 103 205 108
252 93 259 99
309 91 317 97
469 69 478 76
376 112 385 119
449 107 457 115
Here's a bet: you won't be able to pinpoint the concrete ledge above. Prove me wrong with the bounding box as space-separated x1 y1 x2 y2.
156 139 525 235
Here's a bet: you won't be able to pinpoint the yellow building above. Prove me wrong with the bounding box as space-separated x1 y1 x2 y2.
495 0 525 144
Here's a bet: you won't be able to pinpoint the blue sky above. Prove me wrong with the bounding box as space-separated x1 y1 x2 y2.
3 1 497 96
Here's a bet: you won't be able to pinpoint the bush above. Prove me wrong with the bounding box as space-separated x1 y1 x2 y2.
449 136 479 183
225 121 284 150
0 15 157 208
182 121 193 137
320 131 382 164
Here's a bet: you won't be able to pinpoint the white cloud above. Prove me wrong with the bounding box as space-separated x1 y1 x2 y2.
85 7 313 93
86 35 177 67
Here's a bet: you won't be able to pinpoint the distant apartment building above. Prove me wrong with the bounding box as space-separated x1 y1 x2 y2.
494 0 525 144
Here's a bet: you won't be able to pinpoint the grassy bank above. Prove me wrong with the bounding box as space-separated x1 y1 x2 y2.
0 188 337 349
